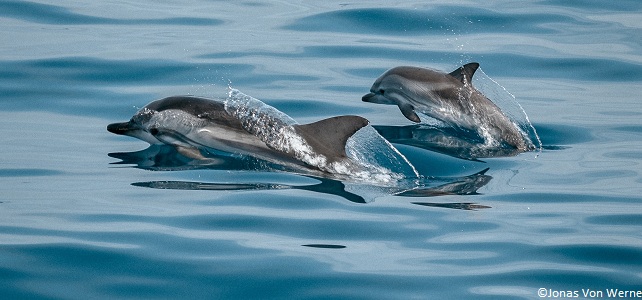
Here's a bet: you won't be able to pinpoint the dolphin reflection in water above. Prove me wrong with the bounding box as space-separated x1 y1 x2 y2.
109 144 492 207
363 62 538 158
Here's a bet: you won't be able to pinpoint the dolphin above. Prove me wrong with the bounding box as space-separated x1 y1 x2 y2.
362 63 533 151
107 96 369 174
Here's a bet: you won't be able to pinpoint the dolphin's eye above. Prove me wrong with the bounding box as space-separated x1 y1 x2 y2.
379 89 385 95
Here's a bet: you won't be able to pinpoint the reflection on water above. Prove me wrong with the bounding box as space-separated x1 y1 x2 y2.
375 123 572 160
109 143 274 172
110 145 492 207
374 124 522 160
398 168 492 197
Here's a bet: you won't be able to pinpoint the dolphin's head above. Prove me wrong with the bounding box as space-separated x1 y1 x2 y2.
108 96 231 146
363 66 444 123
361 68 407 105
107 106 162 144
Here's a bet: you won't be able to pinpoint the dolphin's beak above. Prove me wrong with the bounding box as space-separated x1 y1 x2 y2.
362 92 396 105
107 122 133 135
362 92 376 102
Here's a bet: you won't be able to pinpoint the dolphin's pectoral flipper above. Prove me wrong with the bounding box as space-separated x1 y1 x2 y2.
293 116 369 162
148 127 207 160
399 102 421 123
448 62 479 84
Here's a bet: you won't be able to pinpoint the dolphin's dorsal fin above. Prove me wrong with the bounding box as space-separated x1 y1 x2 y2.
293 116 369 162
449 62 480 84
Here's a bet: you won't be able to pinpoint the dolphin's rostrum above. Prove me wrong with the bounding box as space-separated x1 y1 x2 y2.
362 63 534 151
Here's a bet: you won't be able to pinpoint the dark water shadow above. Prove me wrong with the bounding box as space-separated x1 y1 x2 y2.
534 123 593 147
109 145 492 208
301 244 346 249
411 202 491 211
131 177 369 204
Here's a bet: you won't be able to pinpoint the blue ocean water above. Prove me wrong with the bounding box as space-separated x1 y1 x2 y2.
1 1 641 299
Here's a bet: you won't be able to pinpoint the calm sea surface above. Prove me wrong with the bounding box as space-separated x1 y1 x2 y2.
1 1 641 299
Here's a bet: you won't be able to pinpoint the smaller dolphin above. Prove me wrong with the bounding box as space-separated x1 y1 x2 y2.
362 63 533 151
108 95 369 174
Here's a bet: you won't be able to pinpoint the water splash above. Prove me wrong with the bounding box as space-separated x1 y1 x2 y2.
473 68 543 154
225 89 329 171
224 89 417 184
346 125 420 180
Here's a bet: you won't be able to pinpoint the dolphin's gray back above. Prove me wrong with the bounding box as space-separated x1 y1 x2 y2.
144 96 224 114
383 66 455 84
144 96 243 128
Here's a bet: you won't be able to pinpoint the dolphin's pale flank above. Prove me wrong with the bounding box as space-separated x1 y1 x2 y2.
108 95 369 174
362 63 533 151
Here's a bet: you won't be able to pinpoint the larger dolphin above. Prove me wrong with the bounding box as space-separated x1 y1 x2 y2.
108 95 369 174
362 63 533 151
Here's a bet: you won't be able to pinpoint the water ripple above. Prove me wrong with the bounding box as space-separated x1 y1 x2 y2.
0 1 223 26
282 6 584 35
200 46 642 82
0 168 64 177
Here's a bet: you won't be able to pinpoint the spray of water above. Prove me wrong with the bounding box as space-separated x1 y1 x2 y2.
473 68 543 156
